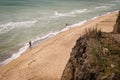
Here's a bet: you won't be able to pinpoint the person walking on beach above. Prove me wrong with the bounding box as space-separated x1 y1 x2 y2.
29 41 32 48
66 24 68 26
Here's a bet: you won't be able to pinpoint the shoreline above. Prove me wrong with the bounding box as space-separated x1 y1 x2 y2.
0 11 118 80
0 10 119 66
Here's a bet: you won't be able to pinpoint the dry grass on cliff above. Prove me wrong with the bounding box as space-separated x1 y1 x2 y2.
85 28 120 79
61 28 120 80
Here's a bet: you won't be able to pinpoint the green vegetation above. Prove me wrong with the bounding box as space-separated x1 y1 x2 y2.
86 28 120 79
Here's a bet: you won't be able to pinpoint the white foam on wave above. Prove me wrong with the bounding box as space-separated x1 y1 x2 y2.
59 20 87 32
99 3 116 6
100 10 118 17
91 10 118 21
53 9 88 18
0 20 37 33
32 32 58 43
91 16 99 20
55 11 75 17
35 9 89 21
0 43 29 65
95 6 109 9
70 9 88 14
67 20 87 28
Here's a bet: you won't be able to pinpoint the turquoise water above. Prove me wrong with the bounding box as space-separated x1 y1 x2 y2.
0 0 120 65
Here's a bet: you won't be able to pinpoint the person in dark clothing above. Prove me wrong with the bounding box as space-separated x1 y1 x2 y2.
29 41 32 48
66 24 68 26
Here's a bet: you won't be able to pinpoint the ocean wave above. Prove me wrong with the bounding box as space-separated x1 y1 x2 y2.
34 9 89 21
95 6 109 9
53 9 88 18
0 20 37 33
114 0 120 2
67 20 87 28
54 11 75 17
0 43 29 65
32 32 58 43
70 9 88 14
99 3 116 6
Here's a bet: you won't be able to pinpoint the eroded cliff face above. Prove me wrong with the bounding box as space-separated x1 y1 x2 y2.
113 11 120 33
61 29 120 80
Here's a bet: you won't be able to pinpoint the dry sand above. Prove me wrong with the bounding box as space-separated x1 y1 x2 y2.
0 11 118 80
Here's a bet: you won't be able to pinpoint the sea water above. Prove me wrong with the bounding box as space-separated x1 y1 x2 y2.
0 0 120 65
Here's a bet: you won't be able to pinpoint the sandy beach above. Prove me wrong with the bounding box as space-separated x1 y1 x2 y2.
0 11 118 80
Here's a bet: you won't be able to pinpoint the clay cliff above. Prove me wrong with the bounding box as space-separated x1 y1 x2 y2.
61 12 120 80
61 29 120 80
113 11 120 33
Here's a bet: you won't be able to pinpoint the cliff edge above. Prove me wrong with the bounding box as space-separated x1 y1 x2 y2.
113 11 120 33
61 12 120 80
